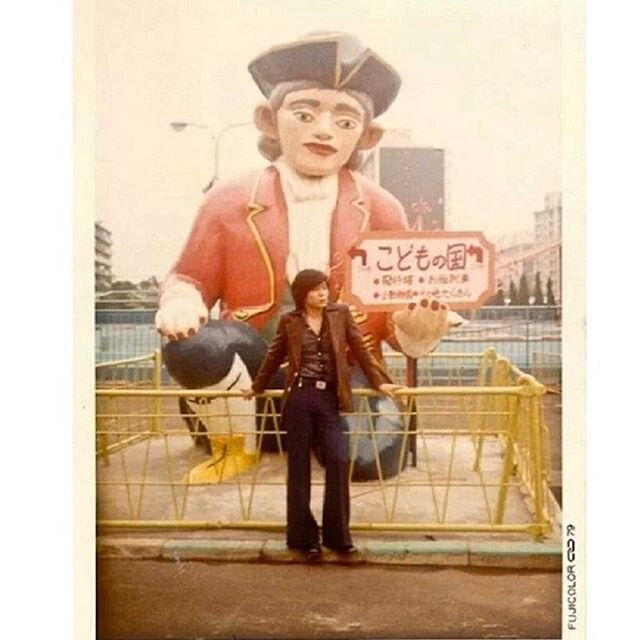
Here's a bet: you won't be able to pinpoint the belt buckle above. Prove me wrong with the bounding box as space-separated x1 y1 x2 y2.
315 380 327 390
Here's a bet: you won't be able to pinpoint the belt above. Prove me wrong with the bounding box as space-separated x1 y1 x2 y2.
296 376 335 391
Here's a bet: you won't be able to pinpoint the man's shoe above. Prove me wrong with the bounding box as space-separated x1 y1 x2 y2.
305 543 322 563
325 544 358 556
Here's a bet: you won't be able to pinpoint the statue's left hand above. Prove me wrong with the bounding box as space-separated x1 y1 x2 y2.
391 299 466 358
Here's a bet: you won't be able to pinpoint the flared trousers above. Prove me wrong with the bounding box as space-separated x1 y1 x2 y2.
283 385 352 549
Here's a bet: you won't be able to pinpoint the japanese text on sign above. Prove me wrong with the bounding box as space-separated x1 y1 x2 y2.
344 231 495 311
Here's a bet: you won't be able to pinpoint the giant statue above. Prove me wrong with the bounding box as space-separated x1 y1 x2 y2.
155 32 463 480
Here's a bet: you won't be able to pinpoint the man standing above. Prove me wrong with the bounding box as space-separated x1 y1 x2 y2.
244 270 401 561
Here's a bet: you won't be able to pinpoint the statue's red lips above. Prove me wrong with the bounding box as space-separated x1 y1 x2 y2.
304 143 338 156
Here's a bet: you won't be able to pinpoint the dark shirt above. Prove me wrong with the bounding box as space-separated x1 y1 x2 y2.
298 313 337 383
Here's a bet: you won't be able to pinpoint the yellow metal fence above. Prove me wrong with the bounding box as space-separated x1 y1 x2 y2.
95 349 556 539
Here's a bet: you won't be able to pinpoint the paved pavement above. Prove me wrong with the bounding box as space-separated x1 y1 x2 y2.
97 558 562 639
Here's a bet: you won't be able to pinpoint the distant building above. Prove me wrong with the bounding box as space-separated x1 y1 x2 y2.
95 221 113 291
532 192 562 303
360 131 446 230
496 242 535 296
494 193 562 304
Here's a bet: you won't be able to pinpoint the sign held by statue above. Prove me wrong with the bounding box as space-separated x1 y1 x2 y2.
343 231 495 311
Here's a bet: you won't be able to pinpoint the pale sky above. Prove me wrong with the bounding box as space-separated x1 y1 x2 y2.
94 0 562 282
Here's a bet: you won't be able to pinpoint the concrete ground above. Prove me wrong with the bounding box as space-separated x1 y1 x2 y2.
96 393 562 536
97 559 562 639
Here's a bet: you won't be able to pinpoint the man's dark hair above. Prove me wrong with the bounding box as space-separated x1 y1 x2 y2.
291 269 329 310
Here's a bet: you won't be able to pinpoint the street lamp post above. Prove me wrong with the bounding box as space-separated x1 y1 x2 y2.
169 120 252 192
169 121 209 133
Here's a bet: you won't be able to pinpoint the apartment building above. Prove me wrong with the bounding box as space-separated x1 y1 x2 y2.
533 192 562 303
95 221 113 291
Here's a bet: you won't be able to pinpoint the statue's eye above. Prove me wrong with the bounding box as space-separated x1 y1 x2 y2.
293 111 314 123
337 118 358 130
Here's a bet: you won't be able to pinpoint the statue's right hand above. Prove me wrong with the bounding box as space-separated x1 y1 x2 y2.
155 280 208 340
155 301 207 340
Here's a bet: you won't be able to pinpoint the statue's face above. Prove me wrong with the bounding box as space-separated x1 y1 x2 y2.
276 88 366 176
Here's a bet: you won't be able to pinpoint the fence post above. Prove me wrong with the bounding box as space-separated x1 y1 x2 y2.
493 357 516 522
152 349 162 433
520 375 550 539
97 399 111 465
405 356 418 467
472 348 496 471
494 393 517 525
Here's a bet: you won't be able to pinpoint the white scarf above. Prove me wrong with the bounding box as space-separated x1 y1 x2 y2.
274 158 338 283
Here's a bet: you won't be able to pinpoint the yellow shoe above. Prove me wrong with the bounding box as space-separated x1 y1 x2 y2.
185 435 257 484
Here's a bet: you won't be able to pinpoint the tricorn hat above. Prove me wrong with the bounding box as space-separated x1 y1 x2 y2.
248 32 402 117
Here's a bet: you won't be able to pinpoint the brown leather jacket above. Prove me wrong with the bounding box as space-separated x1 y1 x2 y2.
252 303 392 412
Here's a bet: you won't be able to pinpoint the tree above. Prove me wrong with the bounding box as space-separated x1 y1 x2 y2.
508 280 518 305
111 280 136 291
493 287 505 306
546 277 557 306
138 275 159 290
518 273 530 306
485 284 504 306
533 272 545 305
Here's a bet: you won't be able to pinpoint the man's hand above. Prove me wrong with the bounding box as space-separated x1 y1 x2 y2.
155 279 208 341
241 388 255 400
392 298 466 358
377 383 404 399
